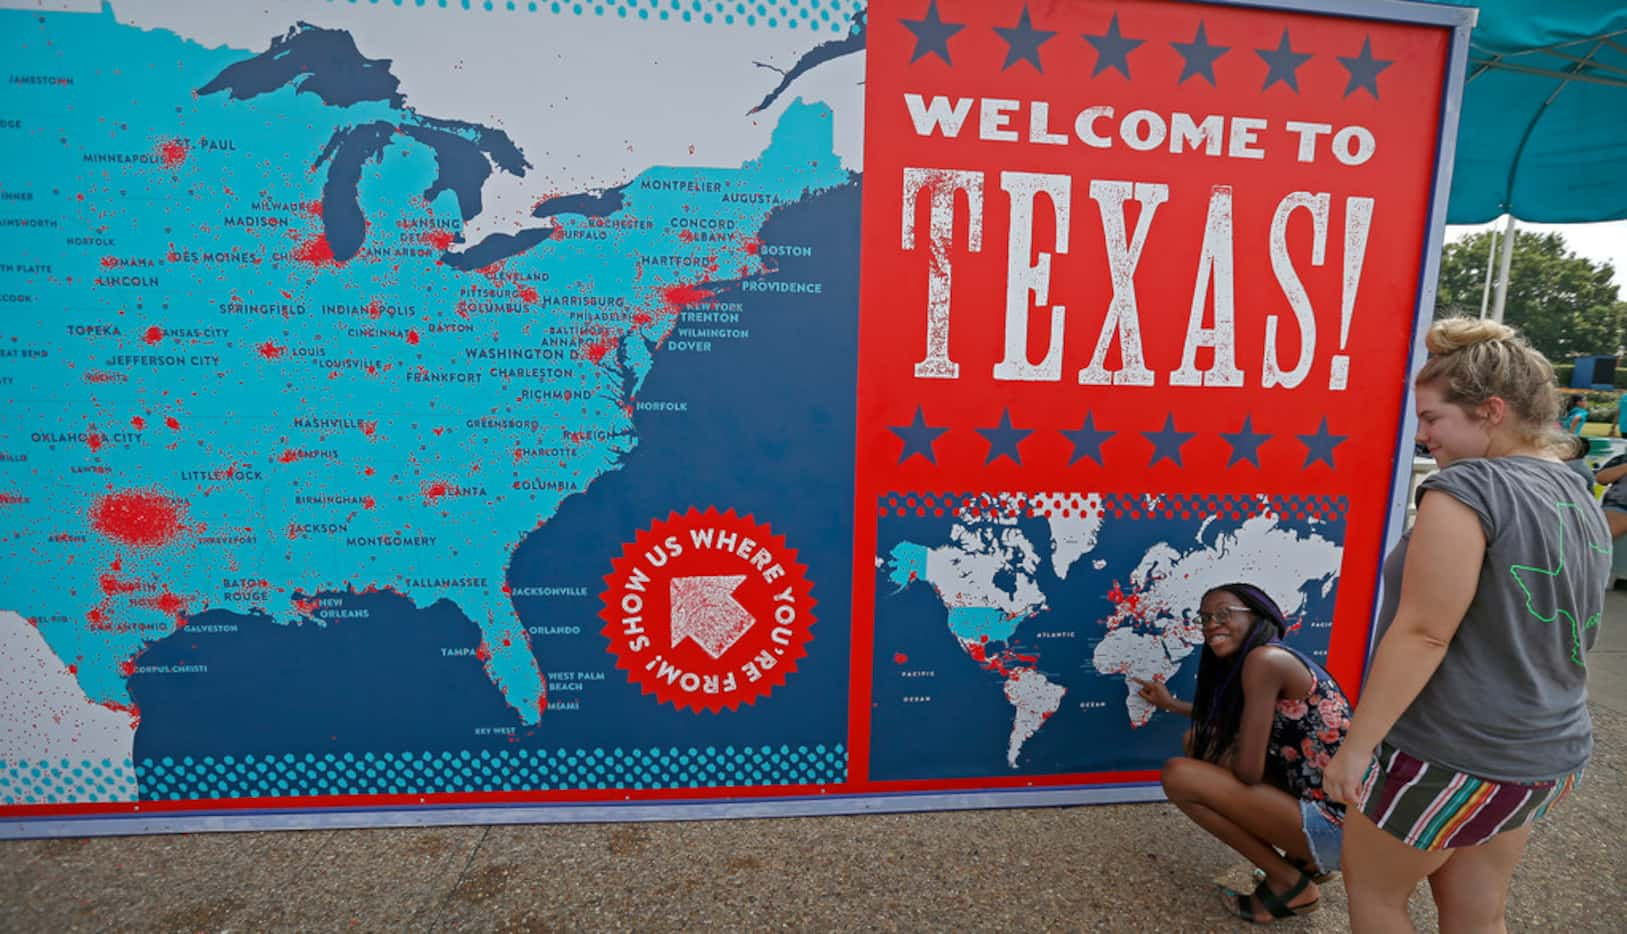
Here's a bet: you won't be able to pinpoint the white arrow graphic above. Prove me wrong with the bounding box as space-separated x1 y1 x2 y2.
669 574 753 659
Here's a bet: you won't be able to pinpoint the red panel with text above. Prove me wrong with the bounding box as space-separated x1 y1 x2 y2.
853 0 1450 784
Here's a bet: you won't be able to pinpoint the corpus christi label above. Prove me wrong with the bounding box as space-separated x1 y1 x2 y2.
599 508 815 713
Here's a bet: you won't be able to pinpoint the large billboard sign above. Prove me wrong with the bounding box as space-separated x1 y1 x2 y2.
1 0 1472 836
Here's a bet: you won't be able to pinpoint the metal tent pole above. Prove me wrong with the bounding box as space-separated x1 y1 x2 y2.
1479 224 1498 318
1490 213 1517 322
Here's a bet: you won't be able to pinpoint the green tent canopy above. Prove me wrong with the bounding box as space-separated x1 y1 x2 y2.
1441 0 1627 223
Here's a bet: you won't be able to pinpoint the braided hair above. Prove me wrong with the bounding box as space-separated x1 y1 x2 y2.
1187 583 1289 765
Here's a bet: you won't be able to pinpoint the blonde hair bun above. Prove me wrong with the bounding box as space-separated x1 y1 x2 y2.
1415 316 1558 437
1425 317 1518 355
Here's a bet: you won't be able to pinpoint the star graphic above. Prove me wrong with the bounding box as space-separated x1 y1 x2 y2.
1256 29 1311 92
1297 417 1347 468
1063 412 1115 466
1510 501 1610 665
1083 13 1142 79
900 0 965 66
994 5 1056 72
1143 414 1195 467
1171 21 1229 86
1220 415 1271 467
1339 36 1393 98
977 409 1032 464
889 407 949 464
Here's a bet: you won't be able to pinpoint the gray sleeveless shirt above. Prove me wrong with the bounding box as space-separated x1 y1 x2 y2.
1373 456 1607 782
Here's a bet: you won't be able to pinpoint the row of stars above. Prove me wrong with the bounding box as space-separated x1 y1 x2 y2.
887 408 1348 468
901 2 1393 95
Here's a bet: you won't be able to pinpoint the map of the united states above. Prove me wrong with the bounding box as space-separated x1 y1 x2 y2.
0 1 858 803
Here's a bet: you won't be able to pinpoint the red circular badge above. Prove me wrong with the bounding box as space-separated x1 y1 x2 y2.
599 507 816 713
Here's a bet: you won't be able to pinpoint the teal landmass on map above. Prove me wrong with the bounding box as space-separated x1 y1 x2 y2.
0 3 848 725
946 607 1022 646
885 541 927 590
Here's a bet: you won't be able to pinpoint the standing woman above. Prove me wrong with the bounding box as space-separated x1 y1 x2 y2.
1323 318 1608 932
1136 583 1352 924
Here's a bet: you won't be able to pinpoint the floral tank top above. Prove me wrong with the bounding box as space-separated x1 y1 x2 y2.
1267 643 1353 824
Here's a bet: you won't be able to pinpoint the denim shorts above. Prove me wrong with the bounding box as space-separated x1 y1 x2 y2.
1299 799 1343 873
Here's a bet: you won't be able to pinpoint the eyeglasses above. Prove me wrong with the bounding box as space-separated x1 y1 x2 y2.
1195 606 1253 626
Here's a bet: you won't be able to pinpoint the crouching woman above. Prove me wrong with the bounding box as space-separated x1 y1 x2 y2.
1134 583 1352 924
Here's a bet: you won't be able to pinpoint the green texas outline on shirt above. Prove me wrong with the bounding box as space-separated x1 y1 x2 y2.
1508 500 1609 666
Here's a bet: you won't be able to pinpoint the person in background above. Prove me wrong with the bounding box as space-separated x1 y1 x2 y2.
1593 450 1627 539
1561 434 1595 489
1561 395 1589 434
1136 583 1352 924
1615 393 1627 438
1322 318 1606 933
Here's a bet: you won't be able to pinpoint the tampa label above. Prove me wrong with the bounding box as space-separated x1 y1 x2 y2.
599 507 817 713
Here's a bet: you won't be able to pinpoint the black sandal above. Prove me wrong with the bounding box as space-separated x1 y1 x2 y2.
1252 854 1335 884
1221 872 1320 924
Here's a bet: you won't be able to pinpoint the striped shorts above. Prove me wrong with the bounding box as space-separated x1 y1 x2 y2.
1356 743 1580 851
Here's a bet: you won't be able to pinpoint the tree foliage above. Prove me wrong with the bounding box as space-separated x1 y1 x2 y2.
1433 230 1625 363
